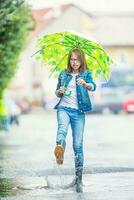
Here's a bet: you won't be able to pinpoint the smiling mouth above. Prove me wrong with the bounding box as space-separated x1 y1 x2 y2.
73 65 79 67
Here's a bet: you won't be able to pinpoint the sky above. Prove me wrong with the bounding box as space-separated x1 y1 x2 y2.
27 0 134 12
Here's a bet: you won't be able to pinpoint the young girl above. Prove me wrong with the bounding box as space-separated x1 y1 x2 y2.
54 48 96 192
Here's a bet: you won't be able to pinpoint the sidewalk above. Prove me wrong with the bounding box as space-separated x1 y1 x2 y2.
0 112 134 199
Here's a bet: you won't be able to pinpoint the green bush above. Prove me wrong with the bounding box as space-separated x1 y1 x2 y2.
0 0 32 98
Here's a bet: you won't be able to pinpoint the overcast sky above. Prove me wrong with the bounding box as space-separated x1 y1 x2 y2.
27 0 134 12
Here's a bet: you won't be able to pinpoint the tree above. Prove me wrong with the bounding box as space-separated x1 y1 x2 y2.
0 0 32 98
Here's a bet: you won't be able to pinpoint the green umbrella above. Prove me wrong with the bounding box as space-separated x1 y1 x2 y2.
34 31 113 80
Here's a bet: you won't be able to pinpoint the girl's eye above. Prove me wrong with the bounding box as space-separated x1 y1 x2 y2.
70 59 80 62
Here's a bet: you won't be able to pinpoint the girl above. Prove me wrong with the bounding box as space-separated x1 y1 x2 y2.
54 48 96 192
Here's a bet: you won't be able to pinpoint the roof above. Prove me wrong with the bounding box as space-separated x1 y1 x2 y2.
90 12 134 46
29 4 134 46
29 4 72 38
27 0 134 13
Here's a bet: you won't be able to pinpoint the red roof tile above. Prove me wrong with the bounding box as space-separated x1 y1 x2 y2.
29 4 72 38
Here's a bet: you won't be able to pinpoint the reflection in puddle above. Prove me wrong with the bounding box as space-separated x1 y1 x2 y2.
0 178 21 197
0 144 25 197
0 176 76 198
0 177 47 197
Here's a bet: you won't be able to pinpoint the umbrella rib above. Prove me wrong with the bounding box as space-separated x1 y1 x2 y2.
69 35 107 54
42 33 75 45
43 42 73 49
31 42 72 57
83 47 108 82
59 33 76 44
60 33 100 48
60 33 107 54
91 56 108 82
80 38 100 47
31 49 41 57
80 43 106 54
40 35 73 46
64 36 107 56
48 52 69 78
62 34 88 49
83 47 111 64
62 33 95 47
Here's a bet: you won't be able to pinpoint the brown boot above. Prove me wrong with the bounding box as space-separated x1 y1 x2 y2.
54 140 66 165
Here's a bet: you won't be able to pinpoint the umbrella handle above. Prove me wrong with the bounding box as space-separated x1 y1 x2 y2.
61 79 72 96
63 91 72 96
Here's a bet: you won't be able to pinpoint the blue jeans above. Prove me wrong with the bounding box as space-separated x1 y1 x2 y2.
56 107 85 168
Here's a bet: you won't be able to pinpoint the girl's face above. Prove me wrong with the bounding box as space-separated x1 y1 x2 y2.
70 52 81 73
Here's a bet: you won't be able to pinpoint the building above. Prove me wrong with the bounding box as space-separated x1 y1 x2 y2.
8 3 134 104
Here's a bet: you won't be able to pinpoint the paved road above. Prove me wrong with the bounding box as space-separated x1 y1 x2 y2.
0 111 134 199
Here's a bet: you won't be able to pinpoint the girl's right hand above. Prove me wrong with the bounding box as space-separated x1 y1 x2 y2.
58 86 66 94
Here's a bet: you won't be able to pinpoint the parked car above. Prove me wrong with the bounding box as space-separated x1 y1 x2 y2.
91 67 134 114
122 89 134 113
16 99 31 114
91 88 125 114
101 67 134 88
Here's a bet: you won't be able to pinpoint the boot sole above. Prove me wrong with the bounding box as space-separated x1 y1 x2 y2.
54 145 64 165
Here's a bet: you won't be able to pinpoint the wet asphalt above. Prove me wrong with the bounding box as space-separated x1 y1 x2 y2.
0 111 134 199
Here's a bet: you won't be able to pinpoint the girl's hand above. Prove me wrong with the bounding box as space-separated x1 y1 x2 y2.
77 78 93 90
58 86 66 94
77 78 86 86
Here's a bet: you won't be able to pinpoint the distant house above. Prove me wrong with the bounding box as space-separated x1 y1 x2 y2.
8 3 134 101
89 11 134 67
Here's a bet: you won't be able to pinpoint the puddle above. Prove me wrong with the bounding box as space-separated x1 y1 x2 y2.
0 174 76 198
46 175 75 189
0 172 134 199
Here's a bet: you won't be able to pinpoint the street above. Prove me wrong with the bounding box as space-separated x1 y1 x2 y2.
0 111 134 199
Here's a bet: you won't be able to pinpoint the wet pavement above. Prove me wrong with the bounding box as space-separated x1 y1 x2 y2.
0 111 134 199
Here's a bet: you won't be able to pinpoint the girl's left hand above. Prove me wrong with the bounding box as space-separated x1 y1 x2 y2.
77 78 86 86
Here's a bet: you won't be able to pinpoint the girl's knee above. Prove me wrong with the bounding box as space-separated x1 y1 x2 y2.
58 127 67 135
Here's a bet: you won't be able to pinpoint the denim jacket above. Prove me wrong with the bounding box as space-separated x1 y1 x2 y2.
54 70 96 113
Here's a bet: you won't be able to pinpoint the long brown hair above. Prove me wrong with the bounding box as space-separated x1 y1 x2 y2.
66 48 87 73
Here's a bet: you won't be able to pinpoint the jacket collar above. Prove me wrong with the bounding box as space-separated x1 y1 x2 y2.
66 70 83 76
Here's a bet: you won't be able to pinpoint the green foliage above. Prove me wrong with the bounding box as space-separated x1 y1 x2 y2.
0 0 32 98
37 32 113 80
